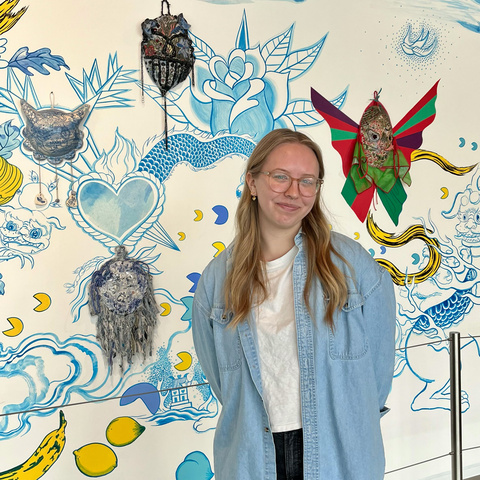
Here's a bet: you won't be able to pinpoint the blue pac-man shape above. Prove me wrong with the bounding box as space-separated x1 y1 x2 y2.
472 142 478 151
380 246 386 254
411 253 420 265
181 296 193 322
368 249 375 257
187 272 201 293
176 451 214 480
212 205 229 225
120 382 160 414
459 137 465 148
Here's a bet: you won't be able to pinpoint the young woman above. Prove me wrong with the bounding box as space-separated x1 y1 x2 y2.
192 128 396 480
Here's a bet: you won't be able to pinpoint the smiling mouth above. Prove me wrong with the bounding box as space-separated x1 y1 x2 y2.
277 203 299 211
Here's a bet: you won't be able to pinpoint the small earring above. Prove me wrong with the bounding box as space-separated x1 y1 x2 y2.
251 194 257 201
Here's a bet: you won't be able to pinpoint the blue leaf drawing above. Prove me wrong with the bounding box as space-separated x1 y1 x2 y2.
0 87 17 114
278 33 328 80
190 32 216 63
0 120 20 159
283 88 347 128
261 25 293 72
8 47 70 76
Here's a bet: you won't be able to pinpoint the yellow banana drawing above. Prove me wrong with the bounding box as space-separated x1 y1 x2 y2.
367 213 441 286
0 0 27 35
0 410 67 480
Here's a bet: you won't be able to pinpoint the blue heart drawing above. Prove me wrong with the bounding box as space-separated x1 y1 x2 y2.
77 177 158 244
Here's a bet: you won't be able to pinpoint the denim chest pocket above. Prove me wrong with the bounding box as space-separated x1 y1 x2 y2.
329 293 368 360
211 307 241 371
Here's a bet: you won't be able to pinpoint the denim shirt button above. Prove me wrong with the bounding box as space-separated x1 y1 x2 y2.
264 427 269 433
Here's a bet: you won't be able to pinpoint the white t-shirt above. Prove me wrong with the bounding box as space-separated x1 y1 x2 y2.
253 245 302 433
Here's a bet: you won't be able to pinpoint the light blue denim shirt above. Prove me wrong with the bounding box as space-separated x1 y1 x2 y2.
192 231 396 480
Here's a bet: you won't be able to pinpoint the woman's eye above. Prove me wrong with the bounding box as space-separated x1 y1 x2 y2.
300 178 315 186
272 174 289 182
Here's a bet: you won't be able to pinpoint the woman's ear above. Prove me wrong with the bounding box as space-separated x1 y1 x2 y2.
246 172 256 195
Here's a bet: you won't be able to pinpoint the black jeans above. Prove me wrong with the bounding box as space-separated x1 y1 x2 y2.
273 428 303 480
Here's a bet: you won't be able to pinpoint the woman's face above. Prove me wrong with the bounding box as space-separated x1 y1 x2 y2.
246 142 320 238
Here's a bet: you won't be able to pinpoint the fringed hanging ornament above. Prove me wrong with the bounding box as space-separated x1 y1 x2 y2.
89 245 159 372
141 0 195 149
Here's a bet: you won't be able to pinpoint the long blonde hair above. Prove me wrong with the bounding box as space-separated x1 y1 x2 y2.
225 128 348 329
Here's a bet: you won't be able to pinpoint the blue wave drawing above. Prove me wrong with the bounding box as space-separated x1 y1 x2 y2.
0 332 135 439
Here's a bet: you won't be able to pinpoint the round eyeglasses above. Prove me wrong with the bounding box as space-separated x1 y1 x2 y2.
259 171 323 197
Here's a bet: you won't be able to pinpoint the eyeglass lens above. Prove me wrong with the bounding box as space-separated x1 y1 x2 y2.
267 171 319 196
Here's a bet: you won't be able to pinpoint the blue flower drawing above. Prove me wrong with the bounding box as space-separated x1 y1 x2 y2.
150 11 347 142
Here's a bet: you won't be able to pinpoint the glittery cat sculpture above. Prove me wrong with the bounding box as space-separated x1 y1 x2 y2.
20 99 90 166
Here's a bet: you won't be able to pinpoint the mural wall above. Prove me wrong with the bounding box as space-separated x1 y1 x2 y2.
0 0 479 478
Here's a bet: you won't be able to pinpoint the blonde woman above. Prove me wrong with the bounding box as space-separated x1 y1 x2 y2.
192 128 396 480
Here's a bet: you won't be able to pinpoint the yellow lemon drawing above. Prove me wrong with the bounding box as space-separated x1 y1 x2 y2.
106 417 145 447
73 443 117 477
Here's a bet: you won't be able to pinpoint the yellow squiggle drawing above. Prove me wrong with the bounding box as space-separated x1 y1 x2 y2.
367 214 441 286
0 155 23 205
0 0 27 35
411 149 476 176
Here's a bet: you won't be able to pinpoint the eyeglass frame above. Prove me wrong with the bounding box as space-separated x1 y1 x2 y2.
257 170 324 197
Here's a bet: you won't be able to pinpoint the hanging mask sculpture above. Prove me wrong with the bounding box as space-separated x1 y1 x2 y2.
20 99 90 165
141 0 195 149
311 82 439 225
89 246 159 372
20 97 90 207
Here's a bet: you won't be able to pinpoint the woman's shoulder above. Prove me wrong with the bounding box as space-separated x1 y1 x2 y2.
330 231 372 260
198 241 233 283
329 231 388 287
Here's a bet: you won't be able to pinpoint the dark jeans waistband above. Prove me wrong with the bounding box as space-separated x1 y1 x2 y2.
273 428 303 480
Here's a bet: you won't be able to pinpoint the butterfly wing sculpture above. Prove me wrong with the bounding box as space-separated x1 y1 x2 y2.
311 81 439 225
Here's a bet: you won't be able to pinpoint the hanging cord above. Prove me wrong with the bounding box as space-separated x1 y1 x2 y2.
34 160 46 207
164 95 168 150
49 92 60 203
141 47 145 103
161 0 171 15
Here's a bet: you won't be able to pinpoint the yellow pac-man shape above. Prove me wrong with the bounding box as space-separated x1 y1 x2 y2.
160 302 171 316
194 210 203 221
174 352 192 371
178 232 186 241
212 241 226 257
33 292 51 312
354 232 360 240
3 317 24 337
440 187 449 199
